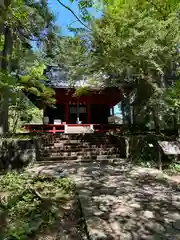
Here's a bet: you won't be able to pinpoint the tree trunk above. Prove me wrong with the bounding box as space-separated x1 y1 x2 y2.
1 26 13 70
173 110 178 138
0 91 8 135
0 26 13 135
0 23 4 69
152 108 160 133
12 93 22 133
0 0 12 135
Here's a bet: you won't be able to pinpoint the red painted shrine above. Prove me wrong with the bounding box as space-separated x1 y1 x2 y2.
46 87 122 125
25 66 128 133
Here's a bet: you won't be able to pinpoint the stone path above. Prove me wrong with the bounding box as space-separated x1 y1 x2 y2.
28 159 180 240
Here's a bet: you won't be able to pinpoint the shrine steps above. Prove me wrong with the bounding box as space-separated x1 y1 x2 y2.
40 133 115 142
39 154 123 162
38 133 126 162
41 144 119 149
40 148 120 154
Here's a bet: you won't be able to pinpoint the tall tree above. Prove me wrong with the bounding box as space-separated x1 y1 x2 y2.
0 0 58 134
0 0 12 134
87 0 180 128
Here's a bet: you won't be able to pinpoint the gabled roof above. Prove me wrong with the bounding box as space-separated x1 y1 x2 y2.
44 65 135 92
45 65 107 89
45 65 69 88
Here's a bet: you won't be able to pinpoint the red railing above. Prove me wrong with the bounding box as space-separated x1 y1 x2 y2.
24 124 122 134
24 124 65 134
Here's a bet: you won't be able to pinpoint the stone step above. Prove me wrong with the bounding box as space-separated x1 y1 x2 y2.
41 140 111 146
41 134 108 138
46 137 108 141
42 142 111 146
40 144 119 151
40 147 115 152
38 154 122 161
42 134 109 139
41 134 111 140
39 149 120 154
42 141 117 146
39 150 120 157
40 133 107 139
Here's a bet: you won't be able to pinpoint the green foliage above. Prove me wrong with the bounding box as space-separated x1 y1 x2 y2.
74 86 91 96
168 162 180 173
56 177 76 193
92 0 180 79
129 134 160 167
18 63 55 107
68 0 97 22
128 133 180 172
0 72 16 90
136 159 154 168
9 95 43 133
0 173 75 239
8 0 58 45
53 36 89 80
166 81 180 111
77 0 180 128
0 62 54 132
0 0 58 134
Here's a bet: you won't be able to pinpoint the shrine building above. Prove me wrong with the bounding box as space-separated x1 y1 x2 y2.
25 66 131 133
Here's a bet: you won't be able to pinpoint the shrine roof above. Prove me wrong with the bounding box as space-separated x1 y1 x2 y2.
45 65 106 89
44 65 135 92
45 66 116 89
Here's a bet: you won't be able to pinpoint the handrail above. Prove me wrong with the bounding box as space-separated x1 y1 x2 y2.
24 124 122 134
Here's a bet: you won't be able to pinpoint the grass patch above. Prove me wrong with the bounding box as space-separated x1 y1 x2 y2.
164 162 180 175
0 172 78 240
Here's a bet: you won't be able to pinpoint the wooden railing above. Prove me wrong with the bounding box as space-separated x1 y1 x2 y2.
24 124 122 134
24 124 65 134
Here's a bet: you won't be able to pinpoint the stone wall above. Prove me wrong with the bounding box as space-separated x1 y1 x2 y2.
0 138 37 170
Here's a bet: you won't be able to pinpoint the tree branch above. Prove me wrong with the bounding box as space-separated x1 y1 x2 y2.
68 20 79 26
29 185 48 201
56 0 91 31
17 28 43 42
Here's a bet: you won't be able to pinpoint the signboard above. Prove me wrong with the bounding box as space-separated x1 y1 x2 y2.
158 141 180 155
54 119 62 125
69 106 87 114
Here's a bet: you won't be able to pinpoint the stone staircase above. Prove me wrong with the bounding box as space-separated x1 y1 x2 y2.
37 133 126 162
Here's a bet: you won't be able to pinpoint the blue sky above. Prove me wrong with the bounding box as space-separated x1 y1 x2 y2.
48 0 101 36
48 0 80 35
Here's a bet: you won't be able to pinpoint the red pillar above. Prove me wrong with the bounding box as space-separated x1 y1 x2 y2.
87 102 91 124
65 103 68 123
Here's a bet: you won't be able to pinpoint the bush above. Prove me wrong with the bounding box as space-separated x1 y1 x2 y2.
0 173 75 239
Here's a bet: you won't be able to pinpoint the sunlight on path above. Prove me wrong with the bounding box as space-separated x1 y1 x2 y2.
28 160 180 240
